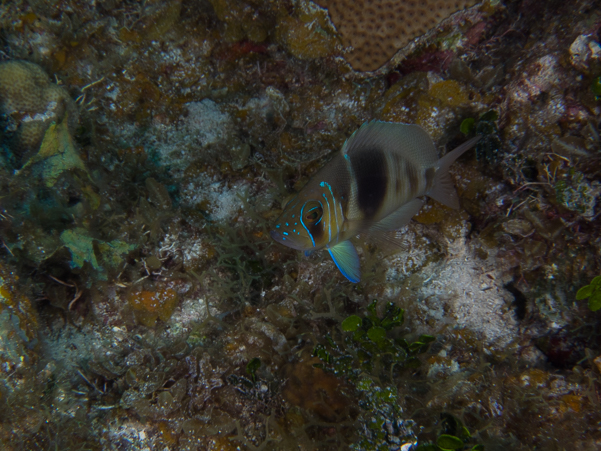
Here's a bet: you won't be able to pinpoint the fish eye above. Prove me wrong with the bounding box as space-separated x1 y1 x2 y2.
304 201 323 224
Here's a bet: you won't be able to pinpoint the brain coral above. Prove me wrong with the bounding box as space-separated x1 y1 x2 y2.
0 60 78 166
315 0 481 72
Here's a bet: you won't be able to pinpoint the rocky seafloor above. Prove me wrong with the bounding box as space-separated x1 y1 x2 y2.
1 0 601 450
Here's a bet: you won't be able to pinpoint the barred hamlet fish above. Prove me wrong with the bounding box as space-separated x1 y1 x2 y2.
270 121 480 283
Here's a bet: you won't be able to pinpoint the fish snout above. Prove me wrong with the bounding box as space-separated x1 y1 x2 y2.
270 229 307 251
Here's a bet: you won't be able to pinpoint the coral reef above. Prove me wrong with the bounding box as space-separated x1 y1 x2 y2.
315 0 482 72
0 0 601 449
0 60 78 166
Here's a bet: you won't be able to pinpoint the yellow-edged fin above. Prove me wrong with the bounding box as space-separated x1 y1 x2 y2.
327 240 361 283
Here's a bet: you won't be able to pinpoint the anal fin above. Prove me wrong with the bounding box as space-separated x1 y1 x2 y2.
327 241 361 283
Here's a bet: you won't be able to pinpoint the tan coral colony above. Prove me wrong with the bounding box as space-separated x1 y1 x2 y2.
315 0 481 72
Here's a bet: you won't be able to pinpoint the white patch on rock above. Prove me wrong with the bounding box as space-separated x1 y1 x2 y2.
179 176 248 222
183 99 232 147
416 226 518 348
570 34 601 71
385 226 431 279
427 358 460 379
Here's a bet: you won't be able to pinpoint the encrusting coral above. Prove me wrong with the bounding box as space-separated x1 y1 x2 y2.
315 0 481 72
0 60 78 166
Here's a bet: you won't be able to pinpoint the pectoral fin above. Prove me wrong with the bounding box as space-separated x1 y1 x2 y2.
364 199 424 251
327 241 361 283
368 198 425 233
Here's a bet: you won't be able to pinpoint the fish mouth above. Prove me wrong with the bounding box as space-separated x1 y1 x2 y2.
270 230 305 251
270 230 283 243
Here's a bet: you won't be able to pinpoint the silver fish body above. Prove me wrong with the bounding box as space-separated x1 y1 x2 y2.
270 121 480 283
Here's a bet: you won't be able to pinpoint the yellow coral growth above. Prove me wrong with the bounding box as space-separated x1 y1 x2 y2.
128 287 179 327
380 75 478 141
0 264 39 365
315 0 480 71
208 0 271 42
413 201 448 224
277 14 336 60
0 60 78 164
16 114 88 187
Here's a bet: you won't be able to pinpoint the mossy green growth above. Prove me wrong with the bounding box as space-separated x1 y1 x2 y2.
591 76 601 97
460 110 502 165
554 170 599 219
206 219 283 306
460 117 475 135
246 357 261 382
316 302 486 451
313 300 433 379
437 434 464 450
416 413 483 451
576 275 601 311
313 300 435 450
60 228 135 279
341 314 362 332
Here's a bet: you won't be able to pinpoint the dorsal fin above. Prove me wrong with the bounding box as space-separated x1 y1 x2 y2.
341 120 439 168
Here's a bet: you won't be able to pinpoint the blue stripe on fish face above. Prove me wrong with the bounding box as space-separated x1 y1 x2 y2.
320 181 342 243
321 192 332 242
300 201 322 248
271 193 328 251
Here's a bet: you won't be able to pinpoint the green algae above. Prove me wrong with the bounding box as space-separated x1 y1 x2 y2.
60 228 135 277
313 300 435 449
554 170 600 219
460 110 502 166
576 275 601 311
16 116 88 187
591 76 601 97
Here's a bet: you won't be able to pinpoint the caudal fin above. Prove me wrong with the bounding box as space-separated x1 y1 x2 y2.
427 136 481 209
